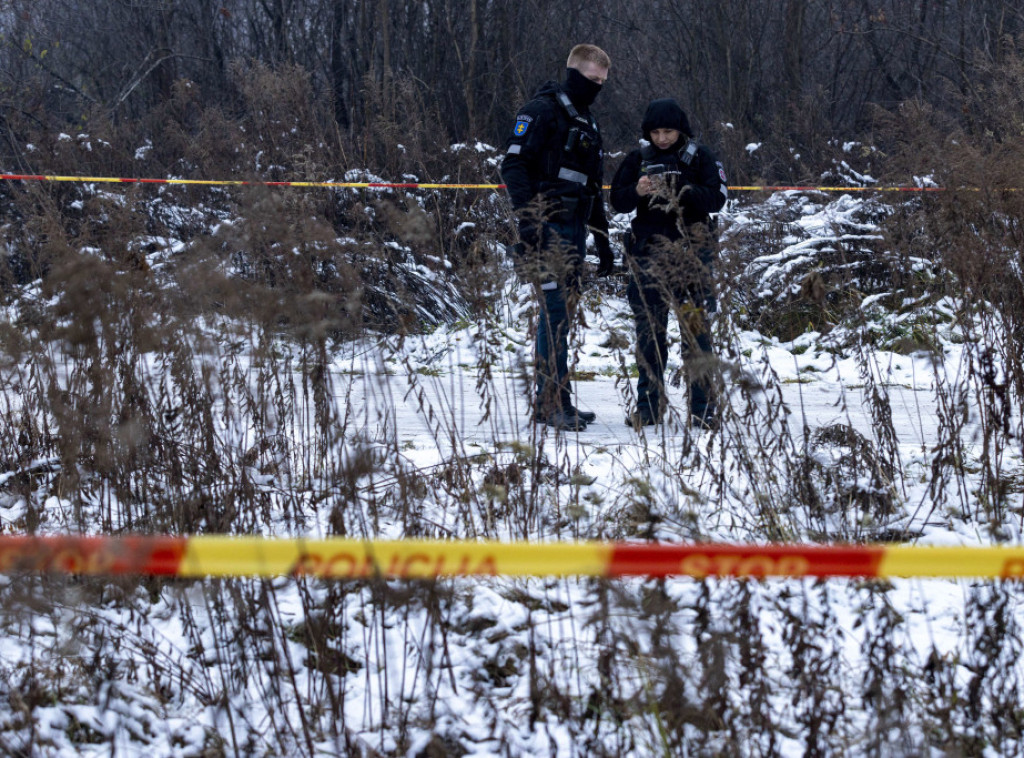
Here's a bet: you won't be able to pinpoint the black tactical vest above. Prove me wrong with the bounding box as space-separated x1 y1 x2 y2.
544 90 602 193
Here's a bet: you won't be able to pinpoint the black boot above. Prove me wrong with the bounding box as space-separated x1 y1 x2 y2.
625 407 660 429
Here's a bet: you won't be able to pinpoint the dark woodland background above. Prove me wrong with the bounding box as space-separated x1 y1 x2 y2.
3 7 1024 756
3 1 1024 183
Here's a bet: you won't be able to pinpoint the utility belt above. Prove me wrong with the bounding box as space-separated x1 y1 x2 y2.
627 227 717 261
626 230 663 258
626 232 718 313
539 174 594 225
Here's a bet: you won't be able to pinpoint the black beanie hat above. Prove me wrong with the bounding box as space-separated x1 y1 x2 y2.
641 98 693 140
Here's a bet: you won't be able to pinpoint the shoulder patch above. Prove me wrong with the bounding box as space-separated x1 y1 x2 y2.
717 161 728 183
513 115 532 137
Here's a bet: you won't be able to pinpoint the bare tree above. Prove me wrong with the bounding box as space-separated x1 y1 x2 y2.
4 0 1024 177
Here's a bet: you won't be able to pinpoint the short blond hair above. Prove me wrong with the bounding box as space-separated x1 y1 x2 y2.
567 44 611 71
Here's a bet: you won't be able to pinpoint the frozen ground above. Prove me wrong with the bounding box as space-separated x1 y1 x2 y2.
331 284 987 546
340 329 948 454
1 188 1023 756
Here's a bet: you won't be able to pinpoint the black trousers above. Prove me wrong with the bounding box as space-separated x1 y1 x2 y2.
627 247 716 419
533 221 585 414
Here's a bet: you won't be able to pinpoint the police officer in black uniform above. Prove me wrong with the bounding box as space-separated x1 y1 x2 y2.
611 98 728 430
501 44 614 432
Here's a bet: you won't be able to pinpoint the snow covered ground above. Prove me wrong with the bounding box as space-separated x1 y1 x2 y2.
1 186 1023 756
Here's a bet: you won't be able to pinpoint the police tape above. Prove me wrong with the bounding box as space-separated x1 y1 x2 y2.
728 185 951 192
1 172 958 193
2 536 1024 579
0 173 502 190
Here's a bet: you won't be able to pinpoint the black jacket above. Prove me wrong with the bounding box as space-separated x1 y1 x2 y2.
611 140 728 252
500 79 608 236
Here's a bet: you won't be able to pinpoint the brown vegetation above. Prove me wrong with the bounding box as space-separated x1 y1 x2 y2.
0 4 1023 756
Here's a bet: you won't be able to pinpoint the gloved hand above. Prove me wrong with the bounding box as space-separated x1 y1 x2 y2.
595 234 615 277
518 222 540 249
511 223 542 282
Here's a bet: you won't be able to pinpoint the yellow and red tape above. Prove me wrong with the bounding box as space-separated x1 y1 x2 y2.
2 172 956 193
1 536 1024 579
0 173 505 191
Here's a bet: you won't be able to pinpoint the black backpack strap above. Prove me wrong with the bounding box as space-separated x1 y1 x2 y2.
555 89 596 130
678 139 698 166
555 91 579 121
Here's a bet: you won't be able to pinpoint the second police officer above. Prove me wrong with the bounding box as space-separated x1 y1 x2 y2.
611 98 729 430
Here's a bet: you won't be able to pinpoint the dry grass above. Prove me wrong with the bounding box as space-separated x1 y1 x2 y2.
0 57 1023 757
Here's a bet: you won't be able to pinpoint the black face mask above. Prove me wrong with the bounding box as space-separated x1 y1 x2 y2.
563 67 602 109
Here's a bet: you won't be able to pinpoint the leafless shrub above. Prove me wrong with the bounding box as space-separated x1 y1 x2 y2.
4 27 1024 758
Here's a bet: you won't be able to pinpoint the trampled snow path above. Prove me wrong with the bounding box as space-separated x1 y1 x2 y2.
337 360 948 452
326 312 986 543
